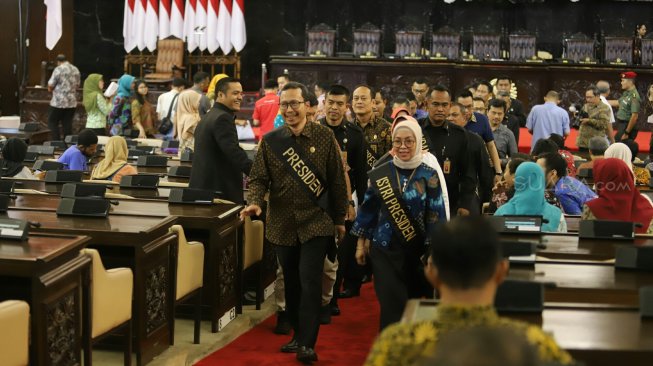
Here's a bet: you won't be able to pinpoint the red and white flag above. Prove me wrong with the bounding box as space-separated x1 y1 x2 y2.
206 0 220 53
159 0 171 39
144 0 159 51
231 0 246 52
44 0 62 50
217 0 232 54
184 0 197 51
195 0 208 51
170 0 185 39
133 0 147 51
123 0 136 52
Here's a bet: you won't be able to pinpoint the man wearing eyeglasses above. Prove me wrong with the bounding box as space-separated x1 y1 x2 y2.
241 82 347 364
419 85 476 218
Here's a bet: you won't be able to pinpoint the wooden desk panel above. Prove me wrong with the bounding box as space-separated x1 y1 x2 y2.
1 210 177 366
402 300 653 366
508 263 653 307
0 127 51 145
0 234 90 366
7 193 244 333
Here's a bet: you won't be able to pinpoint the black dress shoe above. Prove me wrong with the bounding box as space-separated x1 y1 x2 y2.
280 339 299 353
361 274 372 283
274 311 292 335
338 288 360 298
296 346 318 364
330 304 341 316
319 305 331 325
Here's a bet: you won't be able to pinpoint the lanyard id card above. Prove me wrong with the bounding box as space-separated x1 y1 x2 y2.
443 158 451 174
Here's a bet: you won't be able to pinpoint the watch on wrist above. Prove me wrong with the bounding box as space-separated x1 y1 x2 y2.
348 200 355 206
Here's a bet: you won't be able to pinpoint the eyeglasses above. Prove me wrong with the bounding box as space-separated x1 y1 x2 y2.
279 100 305 110
392 139 416 148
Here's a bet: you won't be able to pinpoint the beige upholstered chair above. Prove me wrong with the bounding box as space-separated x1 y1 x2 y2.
0 300 30 366
237 217 265 313
146 39 185 80
169 225 204 344
81 248 133 366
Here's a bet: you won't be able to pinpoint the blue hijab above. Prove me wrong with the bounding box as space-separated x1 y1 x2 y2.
495 162 562 232
117 74 135 98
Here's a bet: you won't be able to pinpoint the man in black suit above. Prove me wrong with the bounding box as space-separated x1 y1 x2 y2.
190 77 252 203
495 76 527 127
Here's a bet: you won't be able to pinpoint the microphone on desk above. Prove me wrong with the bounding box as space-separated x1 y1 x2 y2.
28 221 41 228
109 200 119 206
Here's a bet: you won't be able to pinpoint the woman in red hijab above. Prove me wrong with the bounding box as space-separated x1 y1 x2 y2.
581 158 653 233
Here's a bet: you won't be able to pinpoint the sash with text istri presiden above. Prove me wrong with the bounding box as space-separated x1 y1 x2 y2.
266 127 331 215
368 161 424 245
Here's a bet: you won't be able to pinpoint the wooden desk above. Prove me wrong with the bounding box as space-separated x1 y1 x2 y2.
500 233 653 263
5 178 174 200
508 263 653 307
1 210 177 366
565 215 580 232
0 234 90 366
402 300 653 366
8 193 244 333
0 127 51 145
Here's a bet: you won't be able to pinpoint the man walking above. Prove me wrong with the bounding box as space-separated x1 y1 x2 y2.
47 54 80 141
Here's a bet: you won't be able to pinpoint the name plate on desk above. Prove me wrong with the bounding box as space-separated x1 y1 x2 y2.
64 135 78 145
19 122 40 131
161 140 179 149
45 170 84 183
0 218 29 240
579 220 634 240
168 188 214 205
56 197 110 217
137 155 168 167
33 160 64 171
128 149 150 159
120 174 159 189
44 141 67 149
27 145 55 155
495 280 544 313
61 183 106 199
23 152 39 163
489 216 542 234
616 246 653 271
168 165 191 178
180 150 194 162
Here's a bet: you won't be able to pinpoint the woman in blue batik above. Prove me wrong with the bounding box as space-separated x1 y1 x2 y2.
108 74 135 136
351 119 446 330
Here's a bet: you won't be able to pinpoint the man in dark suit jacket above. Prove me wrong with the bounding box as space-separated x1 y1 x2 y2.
189 77 252 203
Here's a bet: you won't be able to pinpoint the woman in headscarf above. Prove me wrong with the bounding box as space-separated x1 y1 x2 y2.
495 161 566 233
174 90 202 155
605 141 650 185
582 158 653 234
131 79 157 138
90 136 137 183
351 119 447 330
109 74 135 137
206 73 229 101
83 74 113 136
0 138 37 179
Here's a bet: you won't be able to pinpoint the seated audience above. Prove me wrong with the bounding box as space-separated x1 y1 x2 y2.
577 136 608 171
530 138 558 157
537 152 596 214
90 136 137 183
83 73 113 136
495 162 567 232
57 129 98 171
605 141 650 185
175 90 202 154
0 138 37 179
364 216 573 366
548 133 577 177
582 158 653 234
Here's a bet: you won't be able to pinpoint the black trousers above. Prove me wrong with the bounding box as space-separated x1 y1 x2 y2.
275 236 331 348
370 244 431 331
47 106 75 141
333 221 363 299
616 118 638 141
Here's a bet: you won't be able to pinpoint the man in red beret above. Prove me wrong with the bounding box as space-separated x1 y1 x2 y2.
612 71 641 141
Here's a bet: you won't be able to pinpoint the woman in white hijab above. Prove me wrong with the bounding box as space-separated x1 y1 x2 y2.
350 118 447 330
604 141 651 186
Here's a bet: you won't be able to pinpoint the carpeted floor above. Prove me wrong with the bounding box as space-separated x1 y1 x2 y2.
195 283 380 366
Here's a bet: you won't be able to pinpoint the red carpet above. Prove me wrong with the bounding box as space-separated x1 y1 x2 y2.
195 283 379 366
517 127 652 153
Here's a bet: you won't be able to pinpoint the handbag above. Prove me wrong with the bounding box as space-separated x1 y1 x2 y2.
158 93 179 134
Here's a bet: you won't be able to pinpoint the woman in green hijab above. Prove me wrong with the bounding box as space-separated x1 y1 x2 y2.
83 74 113 136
